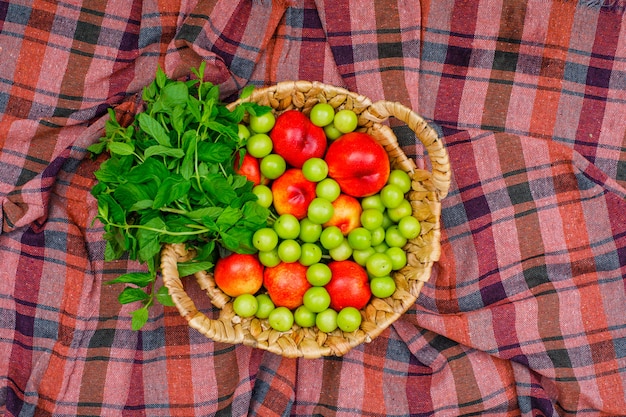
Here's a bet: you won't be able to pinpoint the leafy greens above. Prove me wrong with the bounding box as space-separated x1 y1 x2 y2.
88 63 272 330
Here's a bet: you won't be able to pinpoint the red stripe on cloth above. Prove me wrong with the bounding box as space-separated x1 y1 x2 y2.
297 3 326 83
249 355 297 416
318 0 358 91
7 244 44 414
481 2 528 132
433 0 481 128
375 2 419 109
530 3 576 140
122 348 147 417
574 11 622 164
163 319 195 416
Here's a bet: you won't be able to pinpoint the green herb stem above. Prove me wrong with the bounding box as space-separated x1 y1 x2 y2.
159 207 187 215
108 222 212 237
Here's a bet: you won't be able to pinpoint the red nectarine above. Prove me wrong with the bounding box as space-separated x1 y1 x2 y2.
271 168 317 220
325 260 372 310
270 110 327 168
325 132 390 197
263 262 311 310
234 152 261 186
214 253 264 297
323 193 362 235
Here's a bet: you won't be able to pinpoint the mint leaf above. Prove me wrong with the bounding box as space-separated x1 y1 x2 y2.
126 157 169 184
119 287 150 304
104 239 124 261
137 113 170 147
202 174 237 205
155 66 167 88
131 307 149 330
206 120 238 142
136 217 166 262
152 175 190 209
185 207 223 222
105 272 153 287
156 285 175 307
93 158 125 183
144 145 185 159
129 200 154 211
241 200 270 226
114 182 151 210
197 142 232 163
220 225 255 254
87 141 107 155
218 230 241 252
176 260 214 277
171 105 185 134
108 142 135 156
180 131 198 180
161 82 189 109
186 95 202 123
216 206 243 230
98 194 126 225
240 84 255 99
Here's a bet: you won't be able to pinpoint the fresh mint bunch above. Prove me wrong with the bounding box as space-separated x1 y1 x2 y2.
88 63 272 330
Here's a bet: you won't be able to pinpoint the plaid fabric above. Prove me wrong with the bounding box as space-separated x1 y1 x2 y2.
1 0 626 415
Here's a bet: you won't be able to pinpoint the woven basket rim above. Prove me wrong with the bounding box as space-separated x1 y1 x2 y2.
161 80 450 358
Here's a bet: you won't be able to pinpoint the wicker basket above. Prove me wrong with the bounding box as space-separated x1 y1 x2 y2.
161 81 450 358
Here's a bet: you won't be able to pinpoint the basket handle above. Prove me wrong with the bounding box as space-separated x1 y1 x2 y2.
367 100 451 199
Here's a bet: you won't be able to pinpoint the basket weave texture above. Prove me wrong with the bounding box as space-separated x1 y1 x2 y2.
161 81 451 358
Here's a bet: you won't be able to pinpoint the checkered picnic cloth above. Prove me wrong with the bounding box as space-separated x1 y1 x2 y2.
1 0 625 415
